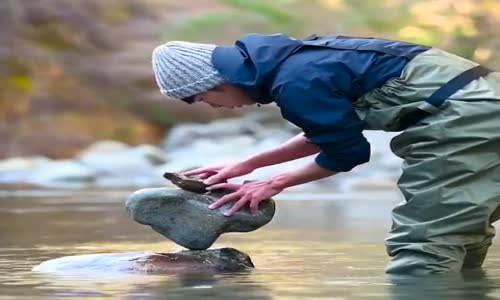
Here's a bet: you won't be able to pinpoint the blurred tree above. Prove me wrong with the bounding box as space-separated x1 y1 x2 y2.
0 0 167 157
0 0 498 159
166 0 500 66
166 0 304 42
318 0 500 67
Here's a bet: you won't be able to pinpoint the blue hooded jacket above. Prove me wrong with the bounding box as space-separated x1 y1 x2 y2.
211 33 430 172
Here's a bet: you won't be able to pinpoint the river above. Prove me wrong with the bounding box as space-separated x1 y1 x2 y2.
1 189 500 299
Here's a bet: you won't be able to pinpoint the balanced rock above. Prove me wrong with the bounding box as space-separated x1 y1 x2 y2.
33 247 254 275
126 179 275 250
163 172 210 193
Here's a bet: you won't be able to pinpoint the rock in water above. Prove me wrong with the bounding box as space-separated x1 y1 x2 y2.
126 187 275 250
33 247 254 275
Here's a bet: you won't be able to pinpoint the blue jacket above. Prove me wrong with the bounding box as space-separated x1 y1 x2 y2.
211 33 430 172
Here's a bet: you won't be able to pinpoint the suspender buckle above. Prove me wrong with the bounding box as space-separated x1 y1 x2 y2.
398 65 492 130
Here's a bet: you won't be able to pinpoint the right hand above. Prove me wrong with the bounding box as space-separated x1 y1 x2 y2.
181 161 255 185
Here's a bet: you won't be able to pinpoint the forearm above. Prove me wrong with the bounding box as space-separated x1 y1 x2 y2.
244 133 320 169
269 161 337 189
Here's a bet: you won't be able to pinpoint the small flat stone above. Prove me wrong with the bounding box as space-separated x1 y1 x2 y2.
32 247 254 275
126 187 275 250
163 172 208 193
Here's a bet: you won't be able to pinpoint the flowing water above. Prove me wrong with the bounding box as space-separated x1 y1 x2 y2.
1 189 500 299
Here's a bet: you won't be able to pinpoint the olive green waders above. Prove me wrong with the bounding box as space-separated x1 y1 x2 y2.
354 48 500 275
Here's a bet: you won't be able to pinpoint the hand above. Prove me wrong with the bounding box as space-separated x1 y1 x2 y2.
183 161 255 184
206 180 284 216
181 163 228 179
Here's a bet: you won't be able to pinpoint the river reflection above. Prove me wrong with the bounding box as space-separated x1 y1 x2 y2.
387 270 500 300
1 190 500 299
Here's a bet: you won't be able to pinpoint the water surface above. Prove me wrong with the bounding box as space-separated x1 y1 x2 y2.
1 189 500 299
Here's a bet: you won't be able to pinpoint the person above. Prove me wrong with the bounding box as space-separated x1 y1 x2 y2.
151 33 500 275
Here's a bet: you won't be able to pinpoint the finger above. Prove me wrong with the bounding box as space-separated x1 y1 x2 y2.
206 183 241 191
198 173 214 179
208 192 241 209
203 174 226 185
224 195 252 216
249 198 261 216
181 168 210 176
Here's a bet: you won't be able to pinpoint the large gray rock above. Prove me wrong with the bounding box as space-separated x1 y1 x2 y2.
32 247 254 275
126 187 275 250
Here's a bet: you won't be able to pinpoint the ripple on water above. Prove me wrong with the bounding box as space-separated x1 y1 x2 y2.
1 193 500 299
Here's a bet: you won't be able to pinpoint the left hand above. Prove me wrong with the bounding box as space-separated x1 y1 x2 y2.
207 180 284 216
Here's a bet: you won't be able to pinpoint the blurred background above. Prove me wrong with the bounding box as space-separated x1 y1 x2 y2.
1 0 499 190
2 3 500 298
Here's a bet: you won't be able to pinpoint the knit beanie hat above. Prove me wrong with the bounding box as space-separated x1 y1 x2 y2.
151 41 225 100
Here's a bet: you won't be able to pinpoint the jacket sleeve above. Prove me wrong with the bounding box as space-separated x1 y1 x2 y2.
274 76 371 172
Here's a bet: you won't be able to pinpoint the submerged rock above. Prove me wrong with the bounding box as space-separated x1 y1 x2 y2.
32 247 254 275
126 187 275 250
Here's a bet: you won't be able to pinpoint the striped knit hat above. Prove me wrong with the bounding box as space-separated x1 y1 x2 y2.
151 41 225 100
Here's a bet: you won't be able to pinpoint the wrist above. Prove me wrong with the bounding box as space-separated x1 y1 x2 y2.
242 156 260 170
269 173 292 190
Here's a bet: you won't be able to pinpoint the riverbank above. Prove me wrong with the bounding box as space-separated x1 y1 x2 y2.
0 112 403 194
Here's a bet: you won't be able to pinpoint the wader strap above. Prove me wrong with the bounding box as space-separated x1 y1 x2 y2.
302 35 417 59
398 65 492 130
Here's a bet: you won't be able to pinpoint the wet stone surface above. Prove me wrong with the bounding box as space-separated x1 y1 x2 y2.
163 172 209 193
126 183 275 250
33 247 254 275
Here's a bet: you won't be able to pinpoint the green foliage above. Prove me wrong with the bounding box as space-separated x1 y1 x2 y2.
170 12 248 40
167 0 303 41
111 127 134 141
341 0 412 33
335 0 500 66
26 21 79 51
101 2 131 23
2 0 499 157
8 75 32 92
110 95 132 110
4 56 32 93
149 106 173 127
5 56 30 75
220 0 296 26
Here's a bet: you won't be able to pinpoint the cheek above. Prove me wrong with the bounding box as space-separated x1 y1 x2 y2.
232 91 252 105
206 92 232 105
